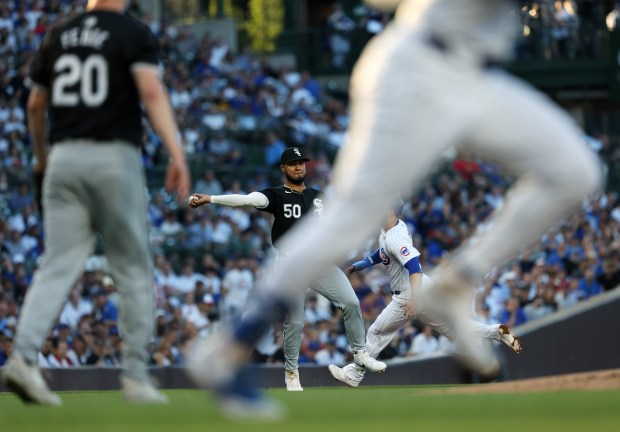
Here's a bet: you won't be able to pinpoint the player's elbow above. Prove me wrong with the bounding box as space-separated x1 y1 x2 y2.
133 69 165 104
27 90 48 116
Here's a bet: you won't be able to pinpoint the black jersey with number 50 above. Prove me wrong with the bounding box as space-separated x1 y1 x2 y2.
30 11 159 147
258 186 323 248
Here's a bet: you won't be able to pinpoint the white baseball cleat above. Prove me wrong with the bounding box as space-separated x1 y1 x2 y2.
1 352 62 406
498 324 522 354
353 350 386 373
121 377 169 404
328 364 361 388
284 369 303 391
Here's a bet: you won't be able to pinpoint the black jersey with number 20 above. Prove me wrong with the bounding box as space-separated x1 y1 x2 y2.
29 11 159 147
258 186 323 248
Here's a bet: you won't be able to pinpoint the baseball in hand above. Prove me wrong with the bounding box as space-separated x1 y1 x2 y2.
189 196 197 205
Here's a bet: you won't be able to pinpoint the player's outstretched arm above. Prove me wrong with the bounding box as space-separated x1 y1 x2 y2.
189 191 269 209
346 249 381 275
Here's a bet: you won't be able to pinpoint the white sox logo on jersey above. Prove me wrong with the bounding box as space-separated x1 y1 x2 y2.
380 248 390 265
313 198 323 217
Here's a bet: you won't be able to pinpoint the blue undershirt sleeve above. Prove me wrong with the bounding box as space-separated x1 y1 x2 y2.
404 256 422 275
351 249 381 272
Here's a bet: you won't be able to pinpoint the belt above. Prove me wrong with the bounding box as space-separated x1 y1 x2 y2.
424 33 499 69
391 290 401 295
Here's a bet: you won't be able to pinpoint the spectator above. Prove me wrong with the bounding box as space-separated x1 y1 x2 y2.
578 267 603 299
498 296 528 328
327 2 356 69
59 288 93 329
47 338 73 368
408 325 439 357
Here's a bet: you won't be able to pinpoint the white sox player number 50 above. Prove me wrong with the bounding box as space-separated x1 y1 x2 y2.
284 204 301 218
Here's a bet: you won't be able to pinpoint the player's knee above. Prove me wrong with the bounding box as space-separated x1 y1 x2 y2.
341 299 360 313
559 152 604 200
544 145 604 203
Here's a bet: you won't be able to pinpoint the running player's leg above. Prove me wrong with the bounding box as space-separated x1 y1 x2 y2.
331 298 410 386
453 70 603 280
365 298 411 359
92 144 154 385
13 146 96 364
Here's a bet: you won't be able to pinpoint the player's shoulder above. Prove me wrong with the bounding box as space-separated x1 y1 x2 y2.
119 12 154 34
259 186 284 199
305 187 322 198
386 220 416 247
386 220 411 240
44 10 81 39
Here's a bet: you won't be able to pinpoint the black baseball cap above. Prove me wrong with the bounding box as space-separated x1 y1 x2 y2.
280 147 310 165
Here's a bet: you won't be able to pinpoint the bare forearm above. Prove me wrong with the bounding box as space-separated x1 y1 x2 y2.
28 109 48 164
409 272 422 296
133 69 185 163
142 90 184 162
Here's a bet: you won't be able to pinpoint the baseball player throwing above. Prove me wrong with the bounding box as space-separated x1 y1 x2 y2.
328 206 522 387
188 147 386 392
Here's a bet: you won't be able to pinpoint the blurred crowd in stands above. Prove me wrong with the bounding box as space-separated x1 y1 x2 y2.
2 0 620 370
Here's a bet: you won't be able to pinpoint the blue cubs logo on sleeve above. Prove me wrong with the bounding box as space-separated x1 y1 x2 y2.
400 246 410 257
380 248 390 265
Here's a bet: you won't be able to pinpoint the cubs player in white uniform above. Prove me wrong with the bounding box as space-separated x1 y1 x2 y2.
187 0 603 416
328 206 522 387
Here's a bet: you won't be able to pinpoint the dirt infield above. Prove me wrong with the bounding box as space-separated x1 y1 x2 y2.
430 369 620 394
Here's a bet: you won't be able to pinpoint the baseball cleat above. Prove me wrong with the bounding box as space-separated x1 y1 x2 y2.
328 364 361 388
121 377 169 404
498 324 522 354
353 350 386 373
284 369 303 391
1 352 62 406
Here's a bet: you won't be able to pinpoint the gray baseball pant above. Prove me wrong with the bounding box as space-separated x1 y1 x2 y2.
277 257 365 371
14 141 154 383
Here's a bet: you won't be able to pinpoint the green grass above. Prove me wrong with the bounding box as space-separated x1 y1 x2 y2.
1 387 619 432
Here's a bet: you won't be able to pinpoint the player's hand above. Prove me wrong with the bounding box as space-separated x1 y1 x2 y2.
400 301 417 318
345 265 355 276
165 158 190 203
188 193 211 208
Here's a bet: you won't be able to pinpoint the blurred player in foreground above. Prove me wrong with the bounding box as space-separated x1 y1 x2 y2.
328 205 522 387
188 147 386 392
1 0 190 405
188 0 602 418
